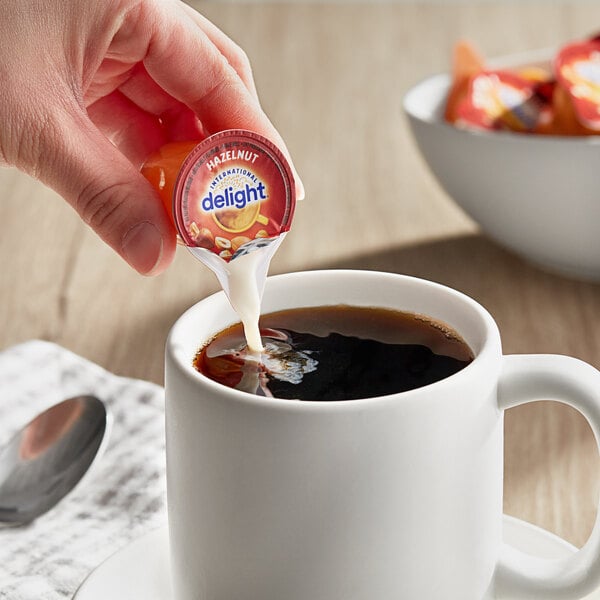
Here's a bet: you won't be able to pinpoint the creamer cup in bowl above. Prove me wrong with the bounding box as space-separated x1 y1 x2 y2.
402 52 600 281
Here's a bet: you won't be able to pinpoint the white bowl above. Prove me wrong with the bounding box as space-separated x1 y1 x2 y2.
403 70 600 281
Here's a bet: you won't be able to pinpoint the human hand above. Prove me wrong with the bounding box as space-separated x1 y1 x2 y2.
0 0 303 275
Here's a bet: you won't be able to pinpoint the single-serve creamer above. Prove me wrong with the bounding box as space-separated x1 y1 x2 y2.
142 130 297 351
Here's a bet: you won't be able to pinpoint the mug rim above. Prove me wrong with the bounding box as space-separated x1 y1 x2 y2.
166 269 501 409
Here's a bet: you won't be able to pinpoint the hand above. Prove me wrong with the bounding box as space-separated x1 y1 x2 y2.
0 0 303 275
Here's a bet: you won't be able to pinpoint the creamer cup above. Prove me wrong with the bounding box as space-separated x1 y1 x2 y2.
172 130 295 262
142 130 297 351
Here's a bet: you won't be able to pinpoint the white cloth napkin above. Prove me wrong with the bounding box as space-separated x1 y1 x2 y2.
0 340 167 599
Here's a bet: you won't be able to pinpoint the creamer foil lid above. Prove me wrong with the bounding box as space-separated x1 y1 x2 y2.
173 130 296 262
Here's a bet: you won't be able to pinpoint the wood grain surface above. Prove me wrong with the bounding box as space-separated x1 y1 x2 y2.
1 1 599 549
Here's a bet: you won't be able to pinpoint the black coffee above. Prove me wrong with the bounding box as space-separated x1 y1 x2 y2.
193 305 474 401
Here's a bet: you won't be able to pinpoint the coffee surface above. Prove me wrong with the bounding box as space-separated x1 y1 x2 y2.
193 305 473 401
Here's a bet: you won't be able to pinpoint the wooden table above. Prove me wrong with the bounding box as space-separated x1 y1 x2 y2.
1 1 599 550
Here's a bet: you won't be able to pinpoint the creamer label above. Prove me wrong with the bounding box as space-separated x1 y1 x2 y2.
173 130 295 262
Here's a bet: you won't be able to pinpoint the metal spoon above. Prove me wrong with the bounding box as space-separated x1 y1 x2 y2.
0 396 110 525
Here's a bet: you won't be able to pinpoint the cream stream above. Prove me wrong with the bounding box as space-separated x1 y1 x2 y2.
189 236 286 353
224 250 265 352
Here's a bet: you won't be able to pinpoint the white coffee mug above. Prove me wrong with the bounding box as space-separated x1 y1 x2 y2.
165 270 600 600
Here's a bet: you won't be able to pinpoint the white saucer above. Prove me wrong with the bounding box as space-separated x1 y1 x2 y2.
73 515 598 599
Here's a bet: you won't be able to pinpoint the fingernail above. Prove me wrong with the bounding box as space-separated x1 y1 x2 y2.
122 221 164 275
294 171 306 201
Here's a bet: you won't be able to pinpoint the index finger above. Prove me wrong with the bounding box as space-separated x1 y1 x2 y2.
177 0 259 99
143 2 305 199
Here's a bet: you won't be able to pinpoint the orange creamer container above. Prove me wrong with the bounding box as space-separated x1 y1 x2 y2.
141 130 296 262
141 130 297 352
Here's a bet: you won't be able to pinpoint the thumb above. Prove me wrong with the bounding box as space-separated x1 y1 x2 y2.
34 105 177 275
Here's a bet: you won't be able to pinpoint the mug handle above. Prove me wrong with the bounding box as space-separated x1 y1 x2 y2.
494 354 600 599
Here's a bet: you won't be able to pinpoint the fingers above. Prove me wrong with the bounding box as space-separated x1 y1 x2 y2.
35 101 177 275
177 0 259 99
87 90 167 168
117 63 189 117
144 16 264 135
144 2 305 200
117 64 206 142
